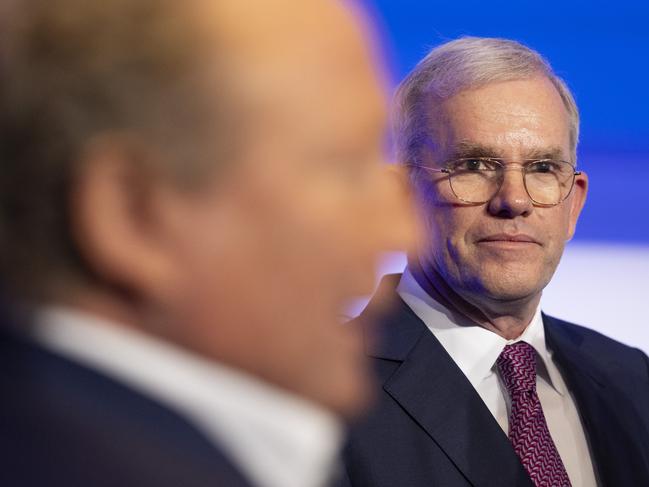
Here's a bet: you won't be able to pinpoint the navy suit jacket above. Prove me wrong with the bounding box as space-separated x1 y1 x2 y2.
341 275 649 487
0 323 255 487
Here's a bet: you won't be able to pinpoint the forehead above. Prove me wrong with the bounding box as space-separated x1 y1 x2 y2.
434 77 571 160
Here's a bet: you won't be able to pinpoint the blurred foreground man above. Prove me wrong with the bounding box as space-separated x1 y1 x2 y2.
341 37 649 487
0 1 413 486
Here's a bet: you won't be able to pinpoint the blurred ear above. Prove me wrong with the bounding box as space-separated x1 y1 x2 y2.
566 170 588 241
69 135 179 300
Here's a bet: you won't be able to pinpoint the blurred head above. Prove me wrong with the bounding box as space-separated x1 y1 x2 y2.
393 37 587 309
0 0 413 415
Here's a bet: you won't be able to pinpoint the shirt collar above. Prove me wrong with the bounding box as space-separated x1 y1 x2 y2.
32 306 342 487
397 267 565 396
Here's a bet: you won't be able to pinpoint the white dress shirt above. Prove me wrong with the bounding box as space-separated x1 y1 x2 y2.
397 268 598 487
32 306 343 487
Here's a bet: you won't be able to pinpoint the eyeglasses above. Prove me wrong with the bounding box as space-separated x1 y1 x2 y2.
409 157 581 206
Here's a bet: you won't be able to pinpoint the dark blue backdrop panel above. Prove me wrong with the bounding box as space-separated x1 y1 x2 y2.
360 0 649 244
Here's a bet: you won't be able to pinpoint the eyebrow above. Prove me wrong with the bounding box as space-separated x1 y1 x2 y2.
524 146 566 161
449 141 501 159
449 141 567 161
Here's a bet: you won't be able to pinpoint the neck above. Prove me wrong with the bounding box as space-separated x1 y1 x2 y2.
408 255 540 340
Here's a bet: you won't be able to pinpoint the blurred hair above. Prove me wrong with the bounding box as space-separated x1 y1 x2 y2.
0 0 236 296
393 36 580 166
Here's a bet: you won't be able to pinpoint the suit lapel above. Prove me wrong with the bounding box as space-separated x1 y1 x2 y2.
545 316 649 486
362 276 532 487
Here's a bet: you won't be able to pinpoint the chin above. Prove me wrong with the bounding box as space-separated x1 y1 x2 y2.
475 276 545 302
467 262 548 300
270 326 375 418
316 368 375 419
484 287 539 302
300 343 376 418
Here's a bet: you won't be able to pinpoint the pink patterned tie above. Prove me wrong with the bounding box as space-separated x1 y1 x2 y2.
497 342 571 487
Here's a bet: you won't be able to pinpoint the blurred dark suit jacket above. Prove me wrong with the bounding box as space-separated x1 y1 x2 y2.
340 274 649 487
0 320 254 487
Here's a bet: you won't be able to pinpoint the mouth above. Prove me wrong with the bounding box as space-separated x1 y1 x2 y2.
477 233 542 247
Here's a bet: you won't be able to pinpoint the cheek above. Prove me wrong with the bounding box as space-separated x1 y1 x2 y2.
417 189 478 259
535 208 573 271
538 206 573 248
242 180 370 301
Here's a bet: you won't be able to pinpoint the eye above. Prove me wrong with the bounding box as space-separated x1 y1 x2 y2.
527 160 560 174
453 158 499 172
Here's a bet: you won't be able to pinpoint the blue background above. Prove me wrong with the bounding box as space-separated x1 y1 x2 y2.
360 0 649 244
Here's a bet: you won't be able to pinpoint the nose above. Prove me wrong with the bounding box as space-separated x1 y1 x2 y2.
372 164 418 251
346 163 417 296
487 165 533 218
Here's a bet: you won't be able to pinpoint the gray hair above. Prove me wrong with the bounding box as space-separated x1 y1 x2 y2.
393 36 580 165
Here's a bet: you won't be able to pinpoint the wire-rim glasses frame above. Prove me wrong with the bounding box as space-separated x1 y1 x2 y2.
406 157 582 207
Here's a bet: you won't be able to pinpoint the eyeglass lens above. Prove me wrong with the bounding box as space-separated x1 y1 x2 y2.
447 159 575 205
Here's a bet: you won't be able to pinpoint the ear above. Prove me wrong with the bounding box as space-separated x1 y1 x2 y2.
69 135 179 300
566 171 588 241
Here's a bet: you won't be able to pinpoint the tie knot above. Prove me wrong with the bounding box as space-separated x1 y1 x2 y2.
497 341 537 394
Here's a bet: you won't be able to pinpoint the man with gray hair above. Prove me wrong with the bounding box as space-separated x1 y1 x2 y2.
341 37 649 487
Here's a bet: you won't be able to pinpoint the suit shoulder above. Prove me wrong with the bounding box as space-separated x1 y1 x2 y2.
545 314 649 374
0 328 253 487
546 314 642 353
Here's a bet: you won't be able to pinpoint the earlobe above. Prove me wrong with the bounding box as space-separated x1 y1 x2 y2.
69 136 177 299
